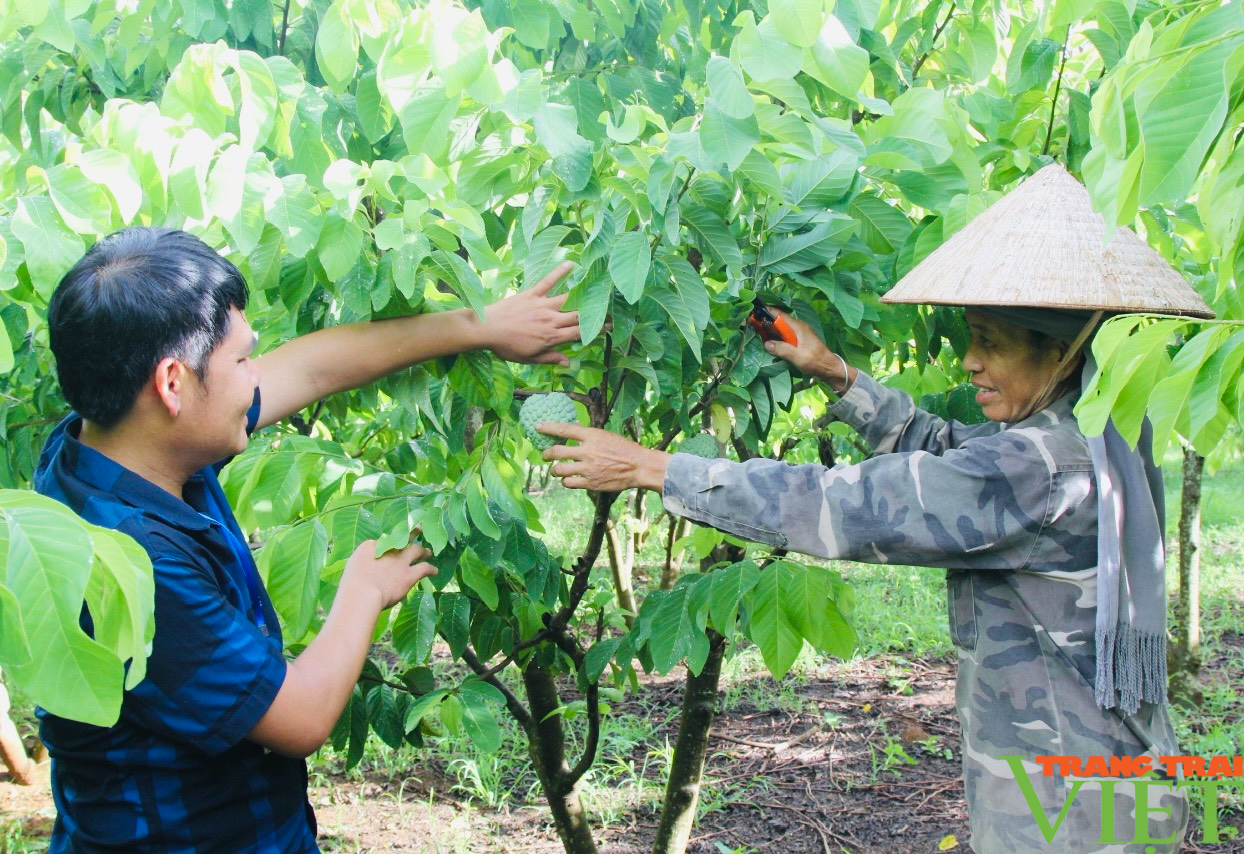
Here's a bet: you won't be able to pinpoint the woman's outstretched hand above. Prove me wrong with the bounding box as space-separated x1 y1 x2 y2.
761 310 855 393
538 422 672 494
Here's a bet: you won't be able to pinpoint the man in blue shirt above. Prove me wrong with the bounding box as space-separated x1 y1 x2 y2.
34 227 580 852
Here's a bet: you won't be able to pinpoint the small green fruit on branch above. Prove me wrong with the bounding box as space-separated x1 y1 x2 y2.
677 433 720 459
519 392 580 450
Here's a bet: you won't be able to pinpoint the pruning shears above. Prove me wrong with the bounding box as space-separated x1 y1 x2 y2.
747 298 799 346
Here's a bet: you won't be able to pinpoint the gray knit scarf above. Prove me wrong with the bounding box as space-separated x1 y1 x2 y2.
974 307 1168 715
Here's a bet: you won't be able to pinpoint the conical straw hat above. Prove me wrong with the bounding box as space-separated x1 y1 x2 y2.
881 163 1215 318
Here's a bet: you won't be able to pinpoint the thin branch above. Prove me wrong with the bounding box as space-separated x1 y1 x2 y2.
1043 27 1072 157
910 3 956 82
462 646 533 732
277 0 293 55
567 680 602 785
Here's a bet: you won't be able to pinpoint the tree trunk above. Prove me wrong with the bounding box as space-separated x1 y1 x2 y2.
522 659 599 854
651 630 728 854
604 518 637 628
0 673 34 785
629 487 650 573
660 515 690 590
1174 445 1203 675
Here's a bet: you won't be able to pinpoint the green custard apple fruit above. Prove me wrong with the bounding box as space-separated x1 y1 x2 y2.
678 433 720 458
519 392 579 450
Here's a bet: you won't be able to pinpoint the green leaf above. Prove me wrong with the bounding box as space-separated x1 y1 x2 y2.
458 678 505 752
403 686 449 731
609 231 651 304
769 0 824 48
705 56 753 119
0 317 12 373
1 492 122 726
700 100 761 172
260 520 327 642
574 262 612 344
268 175 323 258
83 527 156 690
459 546 499 610
707 560 760 638
329 504 382 555
736 150 785 198
760 214 855 274
661 256 711 361
0 583 31 667
805 15 869 98
1134 47 1232 206
426 250 488 318
11 196 84 299
849 193 913 255
366 684 405 749
398 87 461 162
647 587 695 673
681 203 745 270
745 562 804 678
1008 35 1060 95
734 12 802 82
393 591 437 664
783 148 858 208
511 0 552 49
44 164 114 235
584 637 622 682
316 0 359 93
438 592 471 659
524 225 572 285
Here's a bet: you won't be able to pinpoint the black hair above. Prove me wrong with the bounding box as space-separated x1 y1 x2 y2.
48 227 250 427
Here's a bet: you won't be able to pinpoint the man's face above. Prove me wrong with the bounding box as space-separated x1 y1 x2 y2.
181 307 259 461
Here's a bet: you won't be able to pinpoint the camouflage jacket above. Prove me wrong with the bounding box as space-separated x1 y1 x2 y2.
663 372 1186 853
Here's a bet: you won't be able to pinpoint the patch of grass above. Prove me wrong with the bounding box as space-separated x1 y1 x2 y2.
0 819 48 854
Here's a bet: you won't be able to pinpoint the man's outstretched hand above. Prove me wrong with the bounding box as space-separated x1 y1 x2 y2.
483 262 582 366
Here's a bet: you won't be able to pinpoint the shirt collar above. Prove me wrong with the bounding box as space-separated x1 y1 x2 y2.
50 416 212 532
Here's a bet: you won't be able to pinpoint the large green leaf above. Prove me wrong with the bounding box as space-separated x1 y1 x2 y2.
459 546 499 610
260 520 327 642
608 231 651 304
647 586 697 673
84 527 155 690
745 562 804 678
393 591 437 664
700 99 761 172
681 203 745 270
733 12 803 82
805 15 869 98
315 0 359 93
1 492 124 726
11 196 84 299
707 560 760 638
849 193 913 254
1134 46 1232 206
705 56 754 119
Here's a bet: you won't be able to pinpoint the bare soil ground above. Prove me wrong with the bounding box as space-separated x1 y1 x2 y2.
4 651 1241 853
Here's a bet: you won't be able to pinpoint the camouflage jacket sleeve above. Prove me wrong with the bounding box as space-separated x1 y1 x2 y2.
663 388 1096 571
829 372 1004 454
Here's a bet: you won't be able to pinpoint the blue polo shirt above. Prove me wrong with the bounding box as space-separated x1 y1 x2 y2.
34 391 319 853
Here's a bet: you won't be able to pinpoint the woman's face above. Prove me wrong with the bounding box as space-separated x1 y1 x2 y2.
961 312 1067 422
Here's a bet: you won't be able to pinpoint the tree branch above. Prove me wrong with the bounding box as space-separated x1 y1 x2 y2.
1043 27 1072 158
462 646 533 732
910 3 956 83
277 0 293 55
567 680 602 785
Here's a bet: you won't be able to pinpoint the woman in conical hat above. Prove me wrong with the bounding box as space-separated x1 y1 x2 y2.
540 165 1213 853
